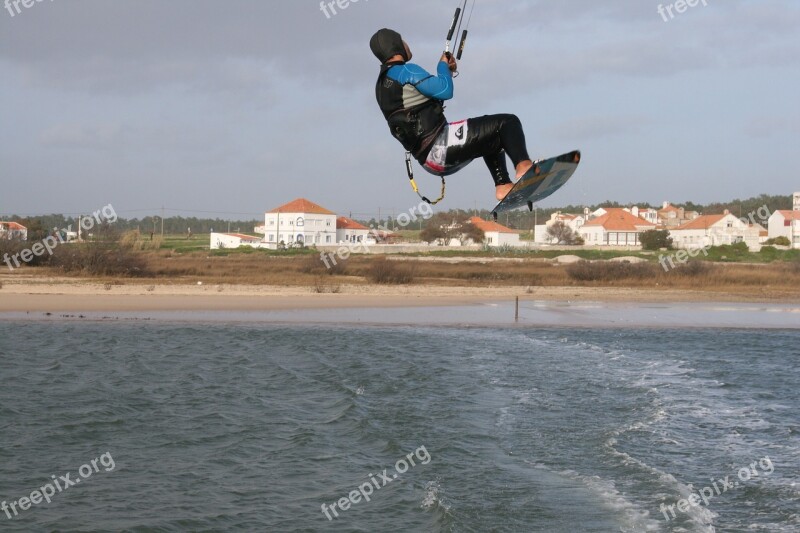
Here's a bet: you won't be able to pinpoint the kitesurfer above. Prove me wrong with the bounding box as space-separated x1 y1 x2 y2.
370 28 535 201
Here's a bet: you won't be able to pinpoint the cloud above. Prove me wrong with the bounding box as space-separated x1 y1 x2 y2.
744 116 800 139
39 123 124 148
549 115 652 142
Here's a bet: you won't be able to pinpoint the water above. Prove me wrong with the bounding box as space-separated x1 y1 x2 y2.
0 312 798 531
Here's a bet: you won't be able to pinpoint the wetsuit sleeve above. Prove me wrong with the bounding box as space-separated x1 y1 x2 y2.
388 62 454 101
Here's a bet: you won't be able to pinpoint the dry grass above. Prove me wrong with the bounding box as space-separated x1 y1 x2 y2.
23 250 800 297
363 257 414 285
313 276 342 294
120 230 163 251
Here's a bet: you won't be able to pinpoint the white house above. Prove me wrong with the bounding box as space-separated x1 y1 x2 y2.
768 209 800 249
0 221 27 241
534 211 587 244
625 206 659 225
670 212 763 250
210 233 264 250
264 198 337 246
658 202 700 228
336 217 375 244
469 217 521 247
580 208 656 246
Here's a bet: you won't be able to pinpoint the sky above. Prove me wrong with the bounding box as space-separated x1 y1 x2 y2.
1 0 798 221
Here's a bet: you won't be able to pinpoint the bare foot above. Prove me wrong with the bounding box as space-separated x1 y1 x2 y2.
515 160 534 179
495 183 514 201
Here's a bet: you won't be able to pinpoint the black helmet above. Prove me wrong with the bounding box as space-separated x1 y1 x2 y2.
370 28 407 64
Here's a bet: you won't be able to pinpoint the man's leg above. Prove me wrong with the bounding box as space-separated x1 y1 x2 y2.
446 114 534 200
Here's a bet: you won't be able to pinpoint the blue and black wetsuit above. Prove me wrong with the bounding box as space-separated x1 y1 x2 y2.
370 28 531 187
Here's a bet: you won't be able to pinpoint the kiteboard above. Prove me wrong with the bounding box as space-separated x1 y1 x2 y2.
491 150 581 220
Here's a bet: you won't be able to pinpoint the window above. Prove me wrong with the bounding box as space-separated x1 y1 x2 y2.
296 217 304 227
269 234 275 242
326 236 331 243
269 220 275 226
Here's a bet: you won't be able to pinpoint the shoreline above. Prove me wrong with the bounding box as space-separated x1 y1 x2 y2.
1 277 799 312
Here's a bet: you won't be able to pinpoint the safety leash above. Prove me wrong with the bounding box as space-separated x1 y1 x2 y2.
405 152 446 205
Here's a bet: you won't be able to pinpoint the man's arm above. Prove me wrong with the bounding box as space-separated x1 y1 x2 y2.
390 61 455 101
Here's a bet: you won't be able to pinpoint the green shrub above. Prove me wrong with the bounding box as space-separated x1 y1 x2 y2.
764 236 791 246
640 230 673 251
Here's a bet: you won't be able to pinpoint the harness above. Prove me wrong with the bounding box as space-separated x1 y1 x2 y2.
377 64 448 205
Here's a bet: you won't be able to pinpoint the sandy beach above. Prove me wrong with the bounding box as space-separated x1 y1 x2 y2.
1 275 798 313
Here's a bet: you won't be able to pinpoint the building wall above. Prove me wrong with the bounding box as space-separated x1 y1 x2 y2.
484 232 521 247
768 212 800 249
210 233 263 250
579 226 643 246
264 212 337 245
337 229 374 244
672 214 761 250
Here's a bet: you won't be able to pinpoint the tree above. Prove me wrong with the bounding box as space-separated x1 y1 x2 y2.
419 225 445 244
639 229 673 250
420 212 484 245
764 236 790 246
546 221 583 245
461 221 485 245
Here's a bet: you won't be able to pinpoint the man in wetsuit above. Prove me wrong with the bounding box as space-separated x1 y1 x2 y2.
370 28 535 201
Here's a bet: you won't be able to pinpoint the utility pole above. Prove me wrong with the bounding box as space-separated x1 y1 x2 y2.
161 206 164 236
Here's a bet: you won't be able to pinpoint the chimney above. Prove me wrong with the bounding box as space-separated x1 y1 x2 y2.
663 201 670 209
723 209 730 215
794 192 800 211
632 206 639 217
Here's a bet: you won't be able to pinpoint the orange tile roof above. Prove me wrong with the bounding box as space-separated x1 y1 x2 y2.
673 214 727 231
336 217 369 231
0 221 26 230
268 198 335 215
469 216 519 234
777 210 800 221
658 205 681 214
583 208 656 231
